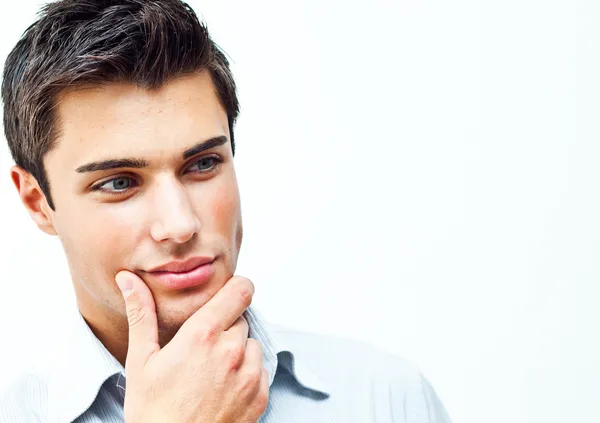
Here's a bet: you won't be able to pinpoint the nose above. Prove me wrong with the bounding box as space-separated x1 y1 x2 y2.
149 177 201 244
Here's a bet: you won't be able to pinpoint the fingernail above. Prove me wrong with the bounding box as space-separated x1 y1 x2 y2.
115 274 133 296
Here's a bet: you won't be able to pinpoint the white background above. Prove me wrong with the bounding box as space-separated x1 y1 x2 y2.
0 1 597 422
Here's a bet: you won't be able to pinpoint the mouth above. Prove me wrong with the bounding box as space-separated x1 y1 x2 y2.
147 256 216 290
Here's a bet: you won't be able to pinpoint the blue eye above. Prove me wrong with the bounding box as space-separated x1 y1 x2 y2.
93 177 136 194
187 156 221 173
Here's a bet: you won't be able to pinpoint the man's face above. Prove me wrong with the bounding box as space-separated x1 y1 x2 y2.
42 71 242 339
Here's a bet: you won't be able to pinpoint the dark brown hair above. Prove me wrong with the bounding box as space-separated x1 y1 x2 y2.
2 0 240 210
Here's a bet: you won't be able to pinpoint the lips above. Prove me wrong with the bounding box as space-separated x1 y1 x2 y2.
147 256 216 290
148 256 215 273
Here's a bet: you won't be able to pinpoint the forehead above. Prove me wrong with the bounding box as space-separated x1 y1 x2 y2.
52 71 229 161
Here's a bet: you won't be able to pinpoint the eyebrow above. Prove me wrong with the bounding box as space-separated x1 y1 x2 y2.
182 135 228 159
75 136 229 173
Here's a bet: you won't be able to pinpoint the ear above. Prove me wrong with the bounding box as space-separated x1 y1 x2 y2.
10 165 58 236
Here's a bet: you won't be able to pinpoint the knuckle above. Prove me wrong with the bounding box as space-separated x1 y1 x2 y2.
240 366 262 391
126 303 145 327
223 342 245 368
196 319 221 344
235 278 254 306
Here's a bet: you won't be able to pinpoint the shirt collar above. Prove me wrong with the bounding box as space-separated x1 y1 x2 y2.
47 304 329 423
47 306 124 423
247 308 331 397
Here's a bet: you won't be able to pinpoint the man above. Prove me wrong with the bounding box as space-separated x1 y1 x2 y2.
0 1 452 422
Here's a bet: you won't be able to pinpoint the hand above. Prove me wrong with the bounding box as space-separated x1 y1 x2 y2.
115 271 269 423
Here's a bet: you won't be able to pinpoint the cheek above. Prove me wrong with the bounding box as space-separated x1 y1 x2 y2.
212 189 240 233
56 206 139 277
206 175 241 238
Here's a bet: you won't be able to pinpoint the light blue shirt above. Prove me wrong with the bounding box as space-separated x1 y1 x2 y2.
0 305 452 423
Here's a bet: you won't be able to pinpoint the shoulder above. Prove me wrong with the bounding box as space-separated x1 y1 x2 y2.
0 369 49 423
0 333 62 423
270 323 421 379
270 324 452 422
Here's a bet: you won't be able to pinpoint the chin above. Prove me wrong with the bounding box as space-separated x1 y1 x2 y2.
154 291 212 338
155 311 194 345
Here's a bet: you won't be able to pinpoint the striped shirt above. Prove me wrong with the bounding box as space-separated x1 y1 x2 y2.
0 305 452 422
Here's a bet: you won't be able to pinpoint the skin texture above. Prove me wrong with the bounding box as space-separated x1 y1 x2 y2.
11 71 244 367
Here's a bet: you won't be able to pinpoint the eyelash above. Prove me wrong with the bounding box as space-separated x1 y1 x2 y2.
90 155 224 196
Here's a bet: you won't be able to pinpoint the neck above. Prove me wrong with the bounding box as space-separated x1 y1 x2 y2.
78 302 130 367
76 295 178 368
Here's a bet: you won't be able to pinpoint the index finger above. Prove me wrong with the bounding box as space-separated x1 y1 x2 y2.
178 276 254 337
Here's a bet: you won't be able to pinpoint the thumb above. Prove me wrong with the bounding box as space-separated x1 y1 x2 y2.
115 270 160 371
